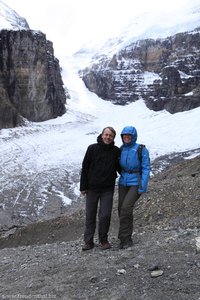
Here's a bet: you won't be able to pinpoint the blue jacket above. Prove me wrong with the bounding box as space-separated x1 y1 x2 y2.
119 126 150 193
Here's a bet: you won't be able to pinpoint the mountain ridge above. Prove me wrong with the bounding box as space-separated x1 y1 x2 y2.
80 26 200 113
0 0 29 30
75 2 200 63
0 1 67 129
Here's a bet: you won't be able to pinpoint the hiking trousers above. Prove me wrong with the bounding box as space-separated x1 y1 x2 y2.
84 190 114 244
118 185 140 243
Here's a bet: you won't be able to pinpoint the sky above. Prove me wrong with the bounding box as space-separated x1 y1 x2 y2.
0 0 200 210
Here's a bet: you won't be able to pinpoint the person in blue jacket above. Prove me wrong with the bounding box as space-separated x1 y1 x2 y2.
118 126 150 249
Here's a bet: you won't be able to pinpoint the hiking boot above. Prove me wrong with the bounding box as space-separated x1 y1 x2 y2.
119 239 133 249
82 242 94 251
119 241 124 249
100 241 111 250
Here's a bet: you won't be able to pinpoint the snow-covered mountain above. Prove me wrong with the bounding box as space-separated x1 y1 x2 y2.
0 0 200 233
75 1 200 62
0 0 29 30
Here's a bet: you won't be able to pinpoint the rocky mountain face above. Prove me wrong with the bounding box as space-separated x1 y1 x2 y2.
80 28 200 113
0 29 67 129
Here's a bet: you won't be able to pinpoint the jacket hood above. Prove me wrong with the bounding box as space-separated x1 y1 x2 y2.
97 134 102 143
121 126 137 144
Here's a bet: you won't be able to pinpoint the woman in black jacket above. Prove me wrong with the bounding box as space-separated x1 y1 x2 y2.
80 126 121 250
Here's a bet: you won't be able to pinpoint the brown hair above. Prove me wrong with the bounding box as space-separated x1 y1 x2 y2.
102 126 116 138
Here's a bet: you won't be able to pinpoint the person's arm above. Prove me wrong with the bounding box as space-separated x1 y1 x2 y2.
116 147 122 174
80 145 92 192
138 147 150 193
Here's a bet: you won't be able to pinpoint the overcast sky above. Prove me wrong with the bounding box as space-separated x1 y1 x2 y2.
5 0 200 56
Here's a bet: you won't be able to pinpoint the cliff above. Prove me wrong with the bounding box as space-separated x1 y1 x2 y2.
0 29 67 128
80 28 200 113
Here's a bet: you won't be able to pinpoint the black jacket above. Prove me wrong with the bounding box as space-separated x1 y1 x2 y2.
80 135 121 192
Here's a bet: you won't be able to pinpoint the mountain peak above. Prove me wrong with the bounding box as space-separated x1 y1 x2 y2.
0 0 29 30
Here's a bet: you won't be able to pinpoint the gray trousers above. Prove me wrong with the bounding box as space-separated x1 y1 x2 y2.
118 185 140 243
84 190 114 244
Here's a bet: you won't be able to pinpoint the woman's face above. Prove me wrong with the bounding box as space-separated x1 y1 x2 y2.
122 134 132 144
102 129 115 144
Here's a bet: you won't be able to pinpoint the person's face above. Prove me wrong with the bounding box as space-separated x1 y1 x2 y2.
102 128 115 144
122 134 132 143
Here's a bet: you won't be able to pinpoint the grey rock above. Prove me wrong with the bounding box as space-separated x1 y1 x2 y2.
150 270 164 278
0 30 67 129
0 155 199 299
80 28 200 113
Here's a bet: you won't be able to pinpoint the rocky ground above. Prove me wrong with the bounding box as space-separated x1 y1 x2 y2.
0 154 200 300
